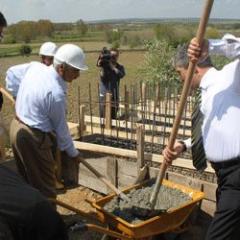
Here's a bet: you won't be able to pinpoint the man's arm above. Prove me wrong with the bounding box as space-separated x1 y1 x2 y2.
5 63 30 98
209 34 240 60
48 94 79 158
109 64 125 79
162 138 190 166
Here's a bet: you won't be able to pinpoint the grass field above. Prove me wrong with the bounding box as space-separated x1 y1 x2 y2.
0 41 116 57
0 49 145 131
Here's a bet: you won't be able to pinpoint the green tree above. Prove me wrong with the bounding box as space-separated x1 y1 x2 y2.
105 29 124 44
37 20 54 37
154 24 194 47
7 20 54 43
139 40 178 86
76 19 88 36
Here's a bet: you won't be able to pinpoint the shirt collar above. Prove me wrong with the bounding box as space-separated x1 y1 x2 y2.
49 65 67 93
199 67 216 90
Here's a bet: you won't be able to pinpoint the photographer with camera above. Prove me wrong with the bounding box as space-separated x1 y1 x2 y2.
97 47 125 119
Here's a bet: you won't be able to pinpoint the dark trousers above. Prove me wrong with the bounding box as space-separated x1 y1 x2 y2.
99 95 119 119
206 161 240 240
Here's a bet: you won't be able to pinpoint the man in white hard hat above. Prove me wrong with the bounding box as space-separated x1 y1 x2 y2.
39 41 57 66
5 42 57 98
9 44 88 200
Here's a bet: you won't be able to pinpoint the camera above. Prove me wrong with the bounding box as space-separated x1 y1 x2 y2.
98 47 112 68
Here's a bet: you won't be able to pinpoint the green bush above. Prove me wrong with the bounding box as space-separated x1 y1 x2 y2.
205 26 220 39
2 35 16 44
105 29 124 44
129 35 143 49
139 40 178 85
19 45 32 56
138 40 180 100
111 41 120 49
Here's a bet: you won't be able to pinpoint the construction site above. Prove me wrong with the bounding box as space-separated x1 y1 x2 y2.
2 79 216 240
2 0 240 239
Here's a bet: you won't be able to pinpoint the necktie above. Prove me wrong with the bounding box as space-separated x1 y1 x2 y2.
191 91 207 171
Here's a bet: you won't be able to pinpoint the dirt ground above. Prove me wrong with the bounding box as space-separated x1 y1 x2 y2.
57 186 104 240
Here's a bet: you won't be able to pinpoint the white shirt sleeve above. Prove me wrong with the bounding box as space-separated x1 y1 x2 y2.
5 63 31 98
183 138 192 150
48 93 79 158
209 34 240 60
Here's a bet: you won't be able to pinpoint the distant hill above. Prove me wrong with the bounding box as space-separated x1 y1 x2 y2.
86 18 240 25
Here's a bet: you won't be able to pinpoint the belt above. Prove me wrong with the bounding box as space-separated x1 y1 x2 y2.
210 156 240 170
15 115 26 125
15 116 44 133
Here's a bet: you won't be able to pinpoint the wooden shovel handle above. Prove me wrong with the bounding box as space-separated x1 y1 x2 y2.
0 86 15 104
80 158 130 201
150 0 215 207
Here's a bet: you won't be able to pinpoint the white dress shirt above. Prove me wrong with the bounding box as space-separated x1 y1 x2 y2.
200 36 240 162
5 63 31 97
16 62 79 157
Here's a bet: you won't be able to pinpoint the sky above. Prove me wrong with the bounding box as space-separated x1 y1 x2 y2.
1 0 239 24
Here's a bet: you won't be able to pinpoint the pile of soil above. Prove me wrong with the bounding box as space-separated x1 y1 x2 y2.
104 180 192 223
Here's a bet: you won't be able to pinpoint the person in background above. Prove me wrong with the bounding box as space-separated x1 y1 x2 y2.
10 44 88 200
39 41 57 66
5 41 57 98
97 47 125 119
163 34 240 240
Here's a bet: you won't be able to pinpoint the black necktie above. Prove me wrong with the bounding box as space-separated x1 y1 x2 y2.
191 91 207 171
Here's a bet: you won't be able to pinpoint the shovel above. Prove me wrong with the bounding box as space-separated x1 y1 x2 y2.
0 85 15 105
79 158 131 201
149 0 215 210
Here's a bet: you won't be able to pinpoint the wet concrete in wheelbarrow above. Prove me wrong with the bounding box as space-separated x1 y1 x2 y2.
104 180 192 223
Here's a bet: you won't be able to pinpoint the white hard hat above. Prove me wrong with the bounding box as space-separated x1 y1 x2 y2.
54 44 88 70
39 42 57 57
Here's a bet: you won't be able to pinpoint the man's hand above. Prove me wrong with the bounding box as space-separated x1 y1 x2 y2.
162 141 186 166
72 152 84 164
188 38 209 63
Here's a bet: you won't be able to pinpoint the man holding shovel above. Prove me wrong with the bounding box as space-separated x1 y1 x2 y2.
10 44 88 200
163 34 240 240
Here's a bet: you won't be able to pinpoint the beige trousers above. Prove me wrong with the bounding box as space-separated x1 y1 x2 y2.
9 118 56 199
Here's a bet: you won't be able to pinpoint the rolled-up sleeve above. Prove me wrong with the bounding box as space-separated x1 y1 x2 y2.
48 93 78 158
5 63 30 98
209 35 240 60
